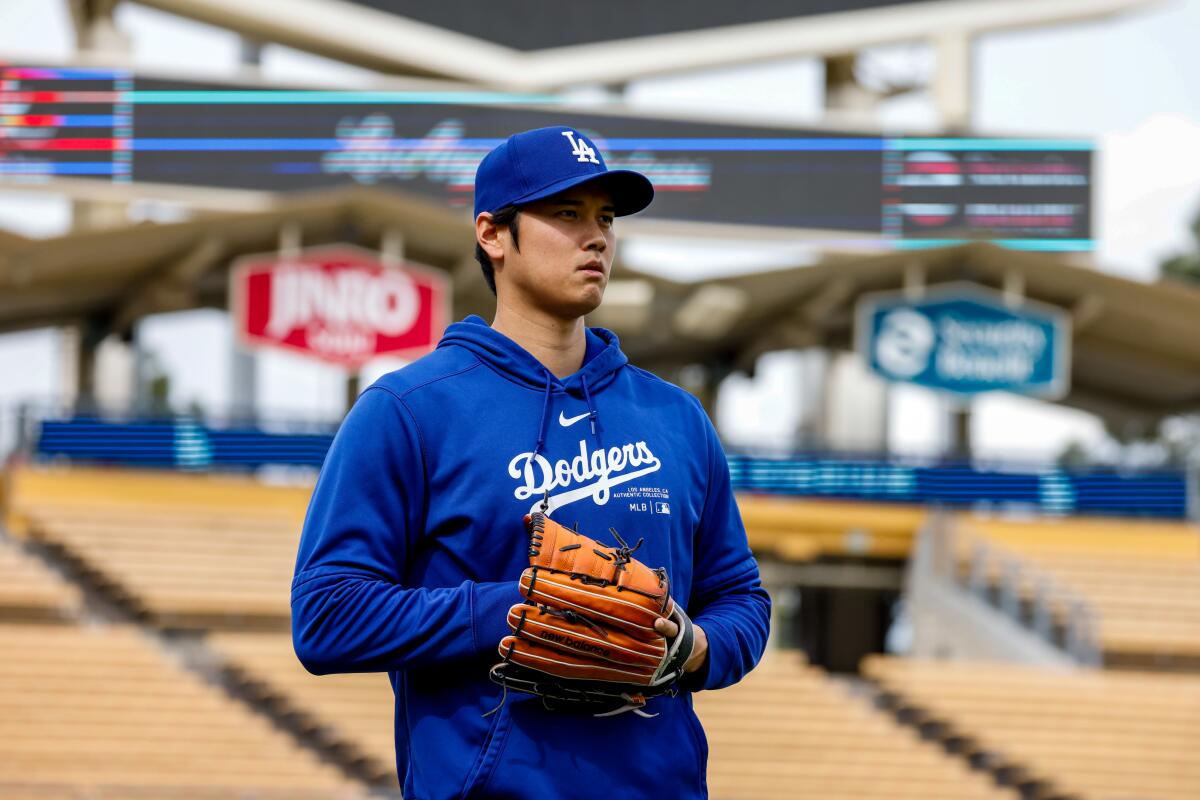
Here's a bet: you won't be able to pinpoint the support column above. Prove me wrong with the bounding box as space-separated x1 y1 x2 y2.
69 0 130 56
949 403 973 459
345 373 362 413
932 31 973 131
229 344 257 422
71 317 108 413
823 53 879 117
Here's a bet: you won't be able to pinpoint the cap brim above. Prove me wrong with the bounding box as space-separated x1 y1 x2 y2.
509 169 655 217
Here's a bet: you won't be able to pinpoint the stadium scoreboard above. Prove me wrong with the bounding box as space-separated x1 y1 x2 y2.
1 65 1093 250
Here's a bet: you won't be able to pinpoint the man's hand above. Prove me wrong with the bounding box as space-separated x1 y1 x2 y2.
655 617 707 673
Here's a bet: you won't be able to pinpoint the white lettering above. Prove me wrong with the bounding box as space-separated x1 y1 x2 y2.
264 265 419 340
506 438 662 509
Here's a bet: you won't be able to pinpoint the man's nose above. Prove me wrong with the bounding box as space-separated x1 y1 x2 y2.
583 221 608 252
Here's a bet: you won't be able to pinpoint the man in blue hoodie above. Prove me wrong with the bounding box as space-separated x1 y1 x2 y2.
292 126 771 799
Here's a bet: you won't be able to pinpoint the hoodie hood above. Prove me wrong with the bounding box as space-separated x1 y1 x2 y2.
437 314 629 457
437 315 627 396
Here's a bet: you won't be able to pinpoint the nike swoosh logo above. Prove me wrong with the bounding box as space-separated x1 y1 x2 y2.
559 411 590 427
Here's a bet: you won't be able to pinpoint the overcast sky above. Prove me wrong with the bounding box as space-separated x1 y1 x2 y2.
1 0 1198 462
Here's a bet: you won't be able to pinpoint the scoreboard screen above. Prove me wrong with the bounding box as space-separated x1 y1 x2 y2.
0 65 1093 250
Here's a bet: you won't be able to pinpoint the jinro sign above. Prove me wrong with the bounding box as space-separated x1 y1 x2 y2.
231 245 449 367
856 282 1071 400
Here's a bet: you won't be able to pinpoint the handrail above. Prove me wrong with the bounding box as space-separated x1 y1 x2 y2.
929 517 1102 666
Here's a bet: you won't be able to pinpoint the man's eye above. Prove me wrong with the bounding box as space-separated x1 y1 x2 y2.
599 215 614 227
558 209 578 219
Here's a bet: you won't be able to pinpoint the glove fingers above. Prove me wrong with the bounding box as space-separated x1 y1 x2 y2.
520 568 662 641
506 604 666 668
498 635 657 685
526 514 672 614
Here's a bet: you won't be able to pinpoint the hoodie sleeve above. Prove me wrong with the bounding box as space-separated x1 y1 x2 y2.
291 385 516 675
682 409 772 692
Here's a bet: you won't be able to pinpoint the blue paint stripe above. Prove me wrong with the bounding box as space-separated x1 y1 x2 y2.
886 138 1093 151
125 137 1093 154
0 163 117 175
894 239 1095 252
127 91 559 105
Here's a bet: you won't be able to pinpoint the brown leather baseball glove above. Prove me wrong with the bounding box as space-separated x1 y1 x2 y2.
489 510 695 717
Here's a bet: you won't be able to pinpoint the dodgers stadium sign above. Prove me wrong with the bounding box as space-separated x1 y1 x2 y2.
856 283 1071 399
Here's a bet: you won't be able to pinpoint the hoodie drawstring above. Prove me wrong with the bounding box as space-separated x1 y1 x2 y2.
532 372 553 458
581 374 599 437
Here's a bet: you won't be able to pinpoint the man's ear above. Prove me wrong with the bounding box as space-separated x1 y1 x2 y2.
476 212 505 265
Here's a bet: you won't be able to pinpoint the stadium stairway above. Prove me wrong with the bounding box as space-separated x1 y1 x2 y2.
0 466 398 797
863 656 1200 800
0 619 373 798
954 516 1200 670
5 465 309 630
697 650 1017 799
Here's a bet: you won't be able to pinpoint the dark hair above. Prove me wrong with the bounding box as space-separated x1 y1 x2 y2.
474 205 520 296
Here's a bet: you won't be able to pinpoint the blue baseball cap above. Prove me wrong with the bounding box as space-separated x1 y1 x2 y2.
473 125 654 218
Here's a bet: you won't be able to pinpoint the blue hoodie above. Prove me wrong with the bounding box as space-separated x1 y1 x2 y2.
292 315 770 800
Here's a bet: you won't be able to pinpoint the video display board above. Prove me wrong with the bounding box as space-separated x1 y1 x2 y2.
0 65 1093 249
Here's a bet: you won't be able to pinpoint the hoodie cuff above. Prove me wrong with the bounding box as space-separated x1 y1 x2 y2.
471 580 522 659
679 617 726 692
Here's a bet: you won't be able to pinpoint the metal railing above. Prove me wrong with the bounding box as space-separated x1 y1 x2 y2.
926 515 1102 666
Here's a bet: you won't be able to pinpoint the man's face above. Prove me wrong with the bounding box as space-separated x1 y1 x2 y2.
492 185 616 321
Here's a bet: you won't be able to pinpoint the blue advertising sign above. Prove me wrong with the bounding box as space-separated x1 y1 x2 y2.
856 283 1071 399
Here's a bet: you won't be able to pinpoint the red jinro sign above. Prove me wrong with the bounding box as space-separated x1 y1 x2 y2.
231 245 449 367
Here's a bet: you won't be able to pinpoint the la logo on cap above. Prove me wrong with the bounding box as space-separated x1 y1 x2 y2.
562 130 599 164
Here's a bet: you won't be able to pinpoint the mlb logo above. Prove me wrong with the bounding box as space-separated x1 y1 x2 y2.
654 502 671 515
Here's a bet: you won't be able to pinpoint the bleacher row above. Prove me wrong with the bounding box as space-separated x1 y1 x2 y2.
0 465 1197 799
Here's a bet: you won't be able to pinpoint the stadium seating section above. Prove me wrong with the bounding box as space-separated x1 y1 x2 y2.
957 517 1200 664
0 537 81 623
864 656 1200 800
697 650 1014 799
737 494 925 560
208 631 398 785
3 465 1198 800
8 467 308 629
0 623 363 798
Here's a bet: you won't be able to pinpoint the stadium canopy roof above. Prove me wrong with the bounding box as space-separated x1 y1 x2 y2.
126 0 1154 91
0 187 477 339
614 243 1200 429
2 191 1197 429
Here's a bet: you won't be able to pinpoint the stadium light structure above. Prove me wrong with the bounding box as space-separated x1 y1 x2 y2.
121 0 1159 92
